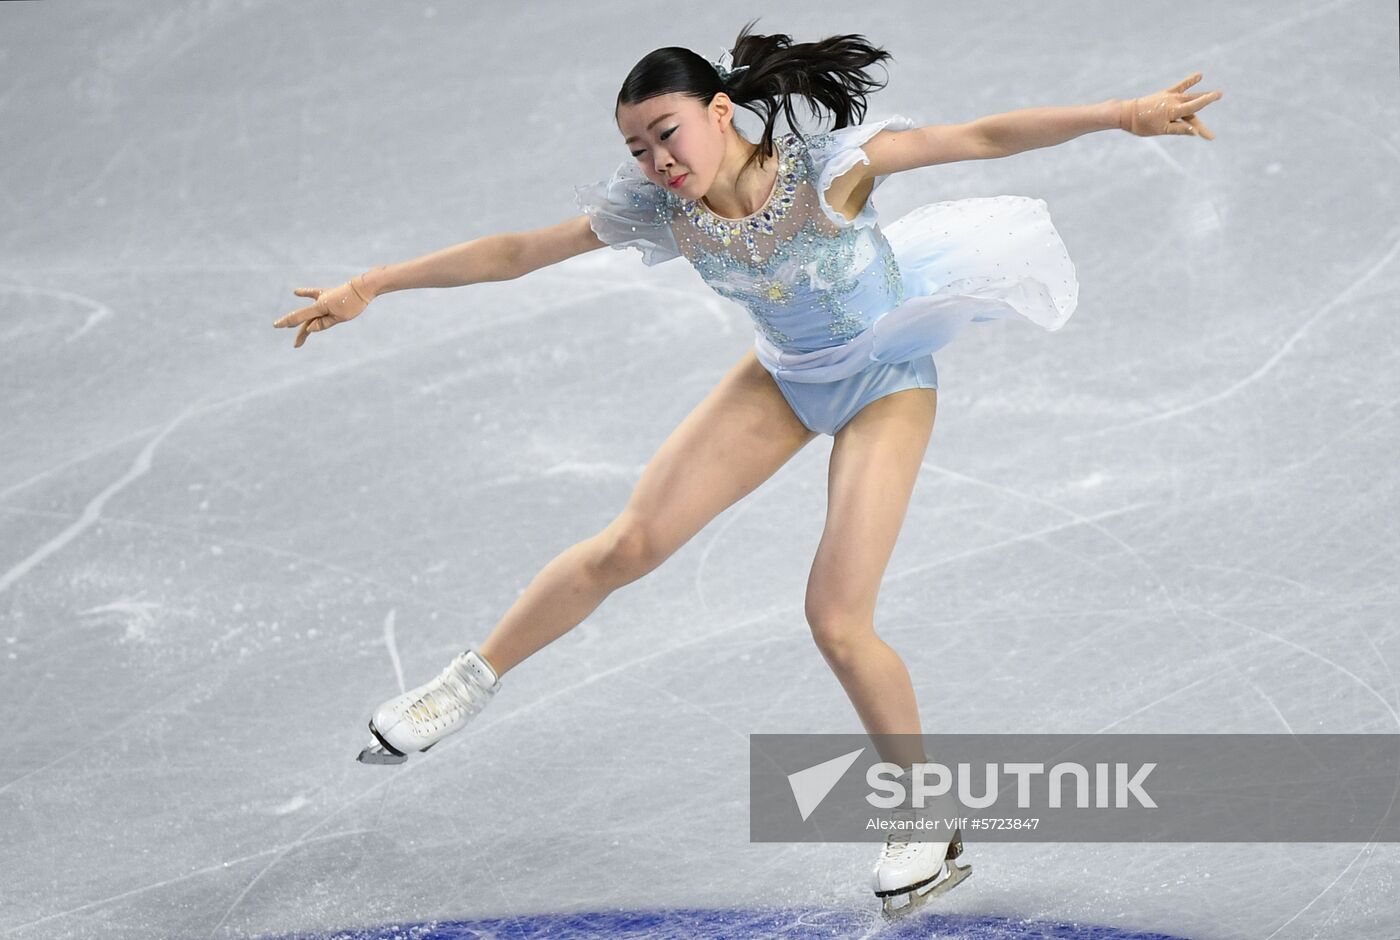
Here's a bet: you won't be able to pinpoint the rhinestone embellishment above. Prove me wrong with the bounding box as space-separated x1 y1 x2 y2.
678 134 805 264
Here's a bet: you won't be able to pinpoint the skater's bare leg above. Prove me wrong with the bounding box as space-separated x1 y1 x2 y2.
805 386 937 769
479 348 816 676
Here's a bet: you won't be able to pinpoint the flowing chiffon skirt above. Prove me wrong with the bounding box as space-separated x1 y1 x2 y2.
753 195 1079 383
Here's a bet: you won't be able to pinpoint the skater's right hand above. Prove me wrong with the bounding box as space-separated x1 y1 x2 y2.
273 274 374 349
1118 72 1222 140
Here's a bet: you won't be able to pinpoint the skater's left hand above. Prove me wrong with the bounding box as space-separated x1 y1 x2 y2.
1119 73 1222 140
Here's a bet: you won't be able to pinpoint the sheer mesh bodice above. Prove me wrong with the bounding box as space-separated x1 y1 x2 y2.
667 130 907 352
575 119 915 355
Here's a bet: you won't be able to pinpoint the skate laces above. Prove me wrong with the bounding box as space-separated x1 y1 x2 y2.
403 656 485 733
879 800 925 862
879 832 915 862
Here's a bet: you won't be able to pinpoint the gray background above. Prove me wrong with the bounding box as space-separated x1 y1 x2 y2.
2 1 1398 938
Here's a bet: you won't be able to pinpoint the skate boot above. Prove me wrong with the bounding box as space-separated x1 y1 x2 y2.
872 826 971 920
356 646 501 765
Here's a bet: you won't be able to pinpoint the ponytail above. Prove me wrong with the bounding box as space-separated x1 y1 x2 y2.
616 18 894 178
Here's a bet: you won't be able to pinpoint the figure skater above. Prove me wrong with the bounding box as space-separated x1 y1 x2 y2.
273 20 1221 919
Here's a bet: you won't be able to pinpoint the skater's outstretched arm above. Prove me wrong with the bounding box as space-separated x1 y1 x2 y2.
272 215 605 348
971 72 1222 157
843 71 1223 185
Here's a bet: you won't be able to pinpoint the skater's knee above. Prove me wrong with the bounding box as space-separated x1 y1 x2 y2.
590 514 666 585
806 606 875 669
810 630 871 671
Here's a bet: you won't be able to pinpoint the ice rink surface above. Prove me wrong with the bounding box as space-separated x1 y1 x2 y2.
2 1 1398 937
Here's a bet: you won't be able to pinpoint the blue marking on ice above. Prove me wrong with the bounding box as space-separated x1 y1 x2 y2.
265 908 1196 939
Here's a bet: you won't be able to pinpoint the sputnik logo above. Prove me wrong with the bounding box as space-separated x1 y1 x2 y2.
786 747 865 821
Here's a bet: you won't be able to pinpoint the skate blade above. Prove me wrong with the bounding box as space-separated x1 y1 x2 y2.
356 717 414 766
879 860 972 922
356 740 407 765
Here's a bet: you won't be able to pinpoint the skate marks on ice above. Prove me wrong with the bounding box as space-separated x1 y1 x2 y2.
262 908 1197 940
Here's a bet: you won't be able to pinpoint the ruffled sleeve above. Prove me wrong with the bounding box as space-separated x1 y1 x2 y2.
807 114 918 230
573 159 681 266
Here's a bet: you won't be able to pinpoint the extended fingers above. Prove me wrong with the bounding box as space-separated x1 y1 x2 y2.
1170 72 1203 93
1175 90 1220 139
1183 114 1215 140
1182 90 1223 112
1163 114 1214 139
293 313 339 348
293 314 325 348
276 288 318 328
274 300 323 329
1166 87 1221 140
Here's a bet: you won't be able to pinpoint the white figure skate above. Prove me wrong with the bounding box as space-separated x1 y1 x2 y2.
356 647 501 765
872 827 971 921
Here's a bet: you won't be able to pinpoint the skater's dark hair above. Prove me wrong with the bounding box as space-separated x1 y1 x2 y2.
615 19 894 179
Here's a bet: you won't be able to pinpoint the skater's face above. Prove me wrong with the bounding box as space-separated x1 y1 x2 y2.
616 92 731 198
